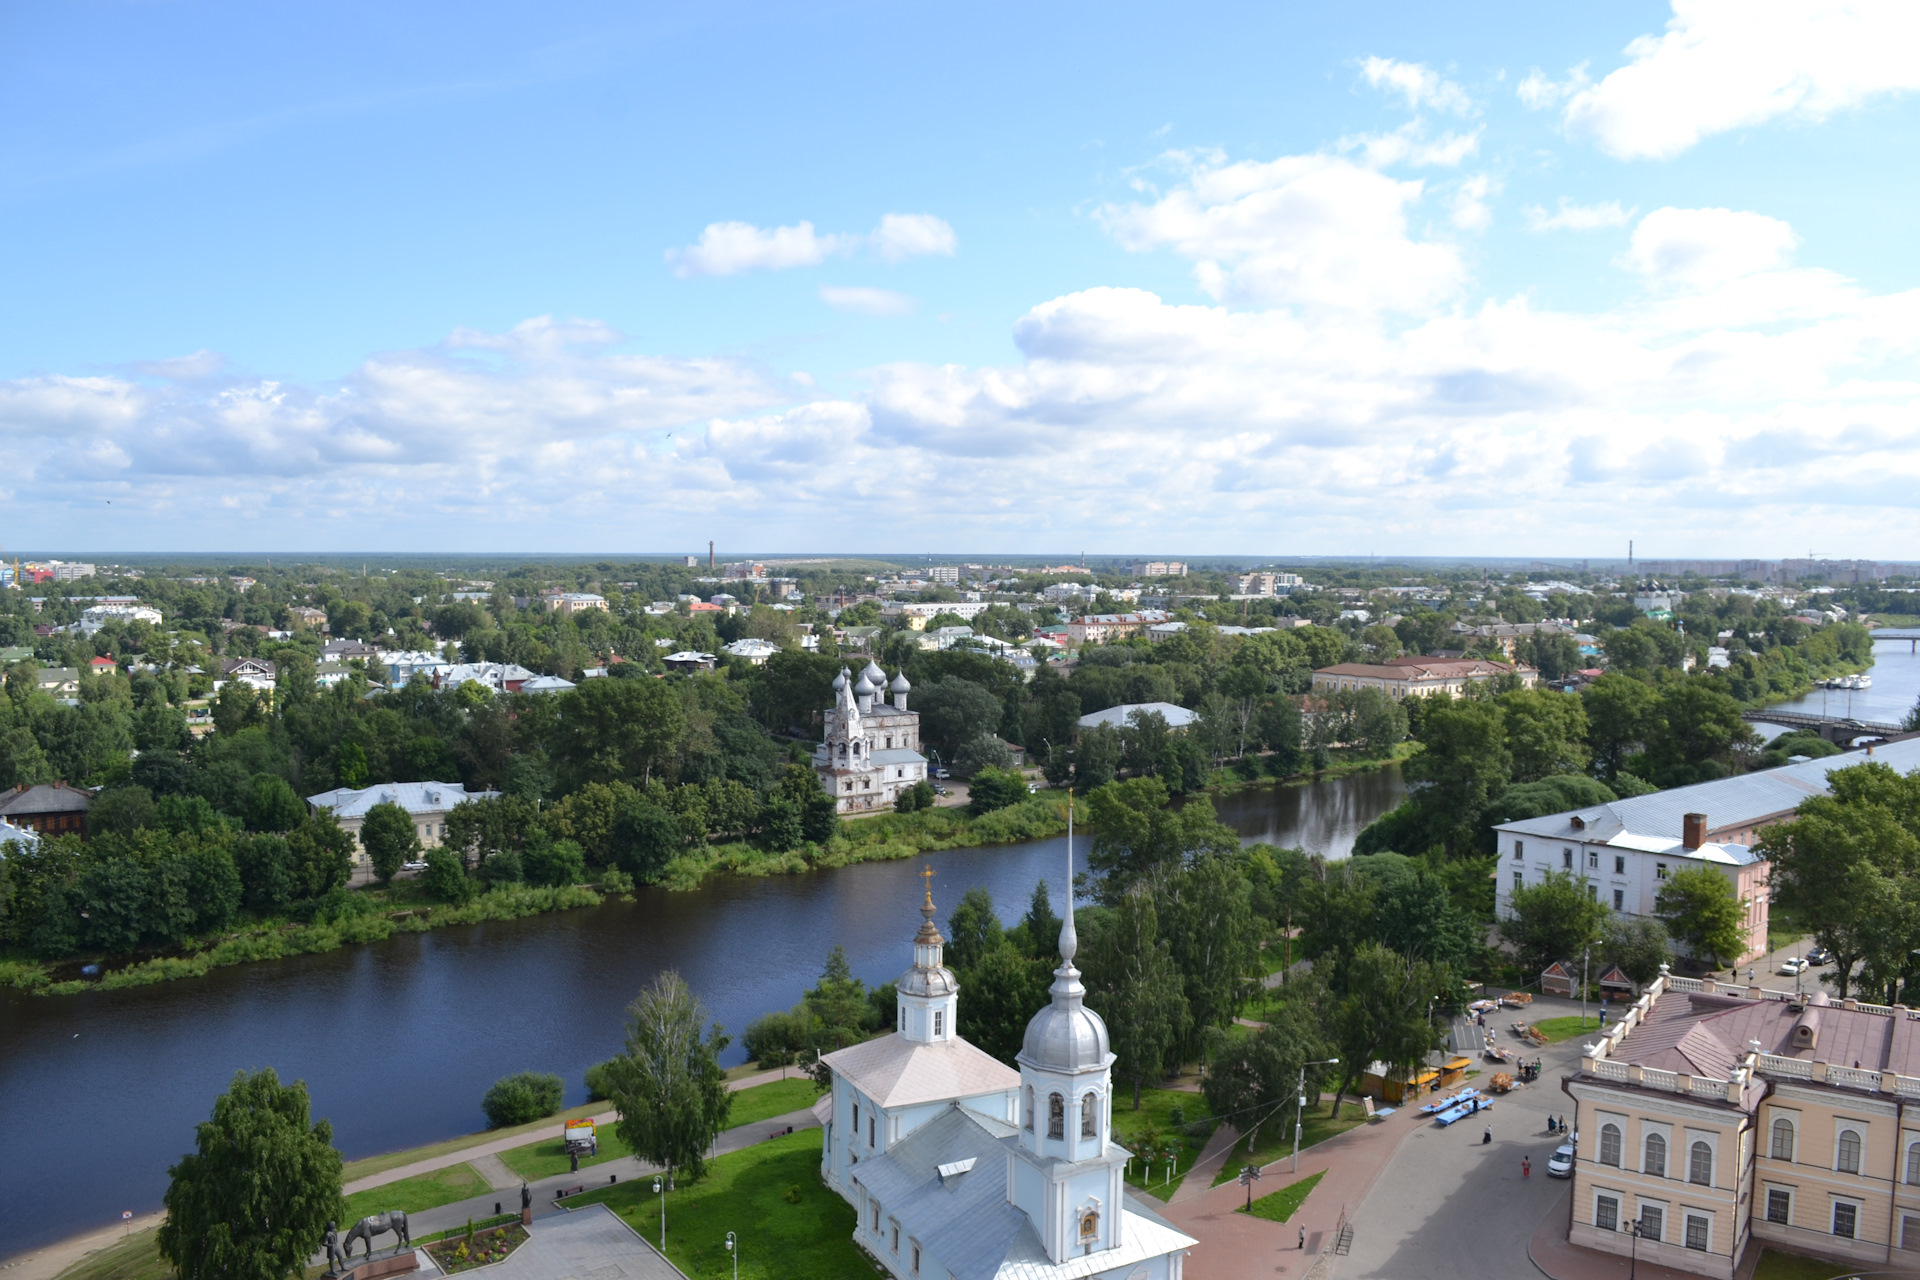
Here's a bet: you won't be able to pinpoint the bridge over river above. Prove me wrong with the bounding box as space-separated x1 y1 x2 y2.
1741 707 1910 745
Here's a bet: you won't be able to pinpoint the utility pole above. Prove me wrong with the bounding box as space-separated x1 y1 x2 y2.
1582 944 1591 1028
1293 1058 1339 1173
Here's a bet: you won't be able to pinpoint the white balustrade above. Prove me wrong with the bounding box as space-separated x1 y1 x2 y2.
1667 976 1704 993
1757 1054 1812 1080
1826 1065 1883 1092
1641 1067 1679 1092
1587 1059 1629 1082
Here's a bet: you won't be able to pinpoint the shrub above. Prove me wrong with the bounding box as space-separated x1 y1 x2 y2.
584 1058 618 1101
967 767 1029 816
894 780 935 813
421 848 473 903
523 839 585 888
954 733 1014 778
481 1071 565 1128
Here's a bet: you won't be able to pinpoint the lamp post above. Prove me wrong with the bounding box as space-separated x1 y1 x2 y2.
1624 1215 1657 1280
724 1231 737 1280
652 1176 665 1252
1293 1058 1339 1173
1238 1164 1262 1210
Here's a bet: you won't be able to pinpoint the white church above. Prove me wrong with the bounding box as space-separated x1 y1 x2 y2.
811 839 1196 1279
812 659 931 814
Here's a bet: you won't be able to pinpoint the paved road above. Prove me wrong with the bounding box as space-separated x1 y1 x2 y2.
1330 994 1597 1280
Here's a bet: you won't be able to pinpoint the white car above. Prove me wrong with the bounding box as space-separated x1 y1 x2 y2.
1547 1142 1575 1179
1778 957 1809 975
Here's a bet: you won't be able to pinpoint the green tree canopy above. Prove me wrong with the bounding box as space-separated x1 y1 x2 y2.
1655 866 1748 968
159 1068 344 1280
1082 888 1188 1109
1499 869 1610 980
605 971 733 1183
358 801 420 884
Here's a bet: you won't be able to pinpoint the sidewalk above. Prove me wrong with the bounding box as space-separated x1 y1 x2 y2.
1157 1102 1422 1280
1528 1186 1765 1280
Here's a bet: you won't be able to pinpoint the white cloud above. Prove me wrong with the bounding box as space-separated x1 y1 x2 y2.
1339 121 1481 168
1098 151 1464 313
820 285 916 316
1524 199 1636 232
666 213 956 277
1517 64 1590 110
665 220 848 277
1620 206 1799 287
1563 0 1920 160
870 214 957 263
1450 174 1497 231
1359 56 1474 115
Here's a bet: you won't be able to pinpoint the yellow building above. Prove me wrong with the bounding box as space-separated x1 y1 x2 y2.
1564 967 1920 1277
1310 658 1537 699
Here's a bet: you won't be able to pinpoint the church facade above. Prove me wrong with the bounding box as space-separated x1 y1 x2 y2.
812 660 930 814
813 849 1196 1279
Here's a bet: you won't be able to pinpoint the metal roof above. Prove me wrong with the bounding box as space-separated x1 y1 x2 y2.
1075 701 1198 731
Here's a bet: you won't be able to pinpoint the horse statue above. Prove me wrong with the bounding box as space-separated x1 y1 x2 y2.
342 1210 411 1260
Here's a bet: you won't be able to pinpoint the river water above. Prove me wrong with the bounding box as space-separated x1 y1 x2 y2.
1760 634 1920 727
0 766 1403 1258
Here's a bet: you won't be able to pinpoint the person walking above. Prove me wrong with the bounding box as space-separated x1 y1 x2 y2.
1522 1156 1531 1178
1483 1125 1492 1145
1299 1226 1306 1250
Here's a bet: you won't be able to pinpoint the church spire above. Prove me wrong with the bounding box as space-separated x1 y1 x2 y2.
1058 791 1077 966
896 864 957 1044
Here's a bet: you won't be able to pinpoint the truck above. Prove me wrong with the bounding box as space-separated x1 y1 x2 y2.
564 1118 597 1157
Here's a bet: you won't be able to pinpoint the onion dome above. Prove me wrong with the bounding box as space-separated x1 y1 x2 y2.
890 671 912 693
861 659 886 686
832 668 849 691
854 673 877 697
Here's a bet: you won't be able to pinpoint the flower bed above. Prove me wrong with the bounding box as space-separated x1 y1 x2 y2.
423 1222 529 1273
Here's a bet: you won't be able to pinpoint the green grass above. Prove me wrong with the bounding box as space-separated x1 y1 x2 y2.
498 1126 633 1182
726 1077 824 1129
1109 1087 1217 1202
1211 1102 1372 1186
1239 1169 1325 1223
563 1130 863 1280
1528 1016 1607 1044
343 1162 491 1221
1752 1246 1855 1280
51 1228 171 1280
341 1101 607 1181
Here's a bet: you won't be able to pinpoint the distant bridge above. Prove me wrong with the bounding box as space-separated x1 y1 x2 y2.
1742 708 1907 746
1874 628 1920 652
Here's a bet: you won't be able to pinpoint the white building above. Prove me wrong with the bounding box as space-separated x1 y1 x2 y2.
78 604 162 634
1076 702 1199 732
817 863 1196 1280
722 638 781 664
305 779 500 872
379 650 453 684
812 662 929 813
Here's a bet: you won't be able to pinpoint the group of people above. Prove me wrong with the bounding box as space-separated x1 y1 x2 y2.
1546 1114 1569 1135
1519 1059 1543 1083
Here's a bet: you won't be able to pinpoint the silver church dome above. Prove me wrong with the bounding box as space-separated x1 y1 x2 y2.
1020 988 1111 1071
890 671 912 693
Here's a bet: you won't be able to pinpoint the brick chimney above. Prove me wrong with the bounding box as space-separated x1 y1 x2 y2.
1683 813 1707 850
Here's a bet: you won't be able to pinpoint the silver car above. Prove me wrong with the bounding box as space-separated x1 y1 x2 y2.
1547 1142 1575 1178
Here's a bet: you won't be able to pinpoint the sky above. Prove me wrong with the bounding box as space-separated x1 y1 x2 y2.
3 1 1919 558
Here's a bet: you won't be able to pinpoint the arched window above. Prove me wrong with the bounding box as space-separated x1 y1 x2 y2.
1082 1093 1098 1140
1689 1141 1713 1186
1047 1093 1065 1140
1837 1129 1862 1175
1771 1118 1794 1162
1908 1142 1920 1186
1599 1123 1622 1167
1644 1133 1666 1177
1023 1086 1034 1132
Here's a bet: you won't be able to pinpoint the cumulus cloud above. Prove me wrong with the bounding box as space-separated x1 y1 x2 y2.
820 285 916 316
1524 199 1636 232
1517 64 1590 110
667 213 957 276
1620 206 1799 287
1563 0 1920 160
1339 121 1481 168
1450 174 1498 231
1359 56 1474 114
1098 152 1464 312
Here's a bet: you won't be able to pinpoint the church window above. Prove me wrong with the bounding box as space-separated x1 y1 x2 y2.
1024 1086 1034 1131
1081 1093 1098 1139
890 1220 900 1254
1048 1093 1064 1139
869 1115 876 1147
853 1102 860 1133
933 1010 944 1037
910 1240 921 1275
871 1201 881 1233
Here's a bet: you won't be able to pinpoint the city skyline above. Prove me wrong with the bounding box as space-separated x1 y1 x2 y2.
3 2 1918 555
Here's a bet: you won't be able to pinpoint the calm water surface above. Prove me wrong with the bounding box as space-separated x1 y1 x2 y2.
0 766 1401 1257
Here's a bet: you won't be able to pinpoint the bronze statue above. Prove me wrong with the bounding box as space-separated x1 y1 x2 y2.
325 1221 346 1274
343 1210 410 1259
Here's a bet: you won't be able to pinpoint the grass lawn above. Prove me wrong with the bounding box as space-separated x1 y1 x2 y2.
1528 1016 1608 1044
1752 1247 1853 1280
497 1079 820 1182
1239 1170 1325 1223
51 1229 170 1280
563 1130 862 1280
1109 1087 1217 1203
1211 1102 1372 1186
344 1162 491 1221
727 1078 824 1130
340 1101 605 1182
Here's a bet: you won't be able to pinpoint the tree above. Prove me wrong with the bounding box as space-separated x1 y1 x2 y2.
1500 870 1610 980
1643 681 1756 787
551 679 687 788
957 939 1051 1064
1082 887 1188 1108
1020 879 1062 955
1324 943 1449 1120
605 971 733 1183
1603 916 1671 988
608 799 683 883
481 1072 565 1128
967 767 1029 816
1583 674 1659 780
358 802 420 885
1497 688 1589 784
89 785 158 836
1156 855 1259 1054
803 945 877 1049
523 838 586 888
285 813 355 899
944 887 1004 973
894 779 935 813
1085 778 1240 897
914 677 1003 762
245 775 306 834
1072 723 1121 791
158 1068 343 1280
420 848 473 903
1200 991 1333 1138
955 732 1015 778
1655 867 1747 968
1399 699 1511 857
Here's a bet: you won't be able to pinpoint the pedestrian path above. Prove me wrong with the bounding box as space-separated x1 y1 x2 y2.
1170 1125 1241 1204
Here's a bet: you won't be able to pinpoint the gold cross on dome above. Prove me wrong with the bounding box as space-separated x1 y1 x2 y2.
921 863 936 907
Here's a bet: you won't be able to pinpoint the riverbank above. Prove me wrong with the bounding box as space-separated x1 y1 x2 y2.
0 882 605 997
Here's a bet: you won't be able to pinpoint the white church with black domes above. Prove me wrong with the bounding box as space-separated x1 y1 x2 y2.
812 838 1196 1279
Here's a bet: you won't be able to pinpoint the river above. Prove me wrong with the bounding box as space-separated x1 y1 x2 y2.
1751 633 1920 730
0 766 1403 1259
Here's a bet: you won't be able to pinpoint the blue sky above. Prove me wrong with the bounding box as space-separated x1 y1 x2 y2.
4 1 1919 557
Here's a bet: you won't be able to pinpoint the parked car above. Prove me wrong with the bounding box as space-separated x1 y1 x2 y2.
933 767 951 779
932 785 949 796
1547 1143 1575 1179
1778 957 1809 975
1808 947 1835 965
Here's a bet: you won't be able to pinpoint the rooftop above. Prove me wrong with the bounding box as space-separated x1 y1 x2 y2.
820 1031 1018 1110
1076 701 1198 731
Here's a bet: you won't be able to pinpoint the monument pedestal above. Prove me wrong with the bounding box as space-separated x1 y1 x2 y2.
330 1249 418 1280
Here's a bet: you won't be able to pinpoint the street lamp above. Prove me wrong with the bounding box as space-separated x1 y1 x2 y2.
652 1176 665 1252
1624 1215 1657 1280
724 1231 738 1280
1238 1164 1263 1210
1293 1058 1339 1173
